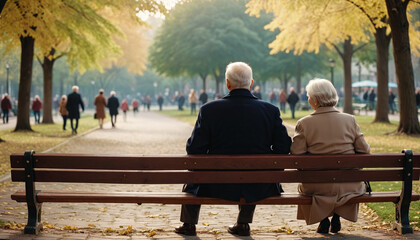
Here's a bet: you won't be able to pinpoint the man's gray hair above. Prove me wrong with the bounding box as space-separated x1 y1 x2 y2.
225 62 253 89
72 85 79 92
306 78 338 107
110 91 116 96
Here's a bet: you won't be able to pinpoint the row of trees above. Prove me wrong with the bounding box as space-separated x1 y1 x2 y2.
149 0 419 134
246 0 420 134
0 0 166 131
149 0 331 96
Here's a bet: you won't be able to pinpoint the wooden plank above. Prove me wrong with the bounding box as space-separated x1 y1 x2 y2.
10 152 420 170
11 191 420 205
10 169 418 184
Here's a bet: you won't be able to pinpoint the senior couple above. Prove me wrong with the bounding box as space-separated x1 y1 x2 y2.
175 62 370 236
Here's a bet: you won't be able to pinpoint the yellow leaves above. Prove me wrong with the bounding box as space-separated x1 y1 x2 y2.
148 229 156 237
202 222 209 226
118 225 134 235
271 226 294 235
88 224 96 228
246 0 376 55
104 227 115 233
63 225 78 231
146 214 168 218
208 211 218 216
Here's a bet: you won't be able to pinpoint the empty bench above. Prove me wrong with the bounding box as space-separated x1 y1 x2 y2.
10 150 420 235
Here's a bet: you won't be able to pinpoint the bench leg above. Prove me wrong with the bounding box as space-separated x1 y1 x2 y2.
24 201 43 234
393 149 414 234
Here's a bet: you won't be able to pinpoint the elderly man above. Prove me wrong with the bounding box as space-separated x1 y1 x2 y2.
175 62 291 236
66 86 84 134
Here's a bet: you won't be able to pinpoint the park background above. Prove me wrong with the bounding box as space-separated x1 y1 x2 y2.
1 0 420 238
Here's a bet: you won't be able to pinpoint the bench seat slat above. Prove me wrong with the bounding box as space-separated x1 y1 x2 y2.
11 169 419 184
10 153 420 169
11 191 420 205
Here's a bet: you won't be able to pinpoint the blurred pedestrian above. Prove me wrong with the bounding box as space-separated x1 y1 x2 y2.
94 89 106 129
287 88 299 119
388 89 396 114
178 93 185 110
58 95 68 130
269 90 277 105
107 91 119 128
416 88 420 108
32 95 42 124
362 87 369 103
132 99 139 115
368 87 376 110
121 99 129 121
157 95 164 111
146 95 151 111
279 89 287 114
199 89 208 105
189 89 197 115
66 85 85 134
1 93 12 124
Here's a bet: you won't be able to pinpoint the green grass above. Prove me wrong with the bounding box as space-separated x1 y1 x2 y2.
0 113 103 176
158 108 420 229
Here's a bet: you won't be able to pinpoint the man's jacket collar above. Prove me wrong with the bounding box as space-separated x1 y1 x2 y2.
311 106 339 115
223 89 257 99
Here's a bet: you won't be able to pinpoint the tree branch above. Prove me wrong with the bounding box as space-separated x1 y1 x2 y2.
346 0 377 26
331 42 344 58
353 43 368 53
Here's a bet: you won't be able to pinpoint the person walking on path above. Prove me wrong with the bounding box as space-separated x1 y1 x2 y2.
388 89 396 114
121 99 129 121
107 91 119 128
66 85 85 134
94 89 107 129
279 89 287 114
58 95 68 130
251 85 262 99
269 90 277 105
291 78 370 234
146 95 151 111
157 95 164 111
178 93 185 111
199 89 208 105
31 95 42 124
1 93 12 124
188 89 197 115
132 99 139 115
287 88 299 119
175 62 291 237
416 88 420 109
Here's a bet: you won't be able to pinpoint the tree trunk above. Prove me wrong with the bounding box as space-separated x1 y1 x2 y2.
282 72 289 93
15 35 35 131
41 55 55 124
385 0 420 134
199 73 207 91
374 27 391 123
296 58 302 93
342 39 353 115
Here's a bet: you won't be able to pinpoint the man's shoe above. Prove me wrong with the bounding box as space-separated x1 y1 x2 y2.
317 217 330 234
330 214 341 233
228 223 250 236
175 223 196 236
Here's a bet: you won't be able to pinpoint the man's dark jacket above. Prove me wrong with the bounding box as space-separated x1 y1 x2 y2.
66 92 84 119
107 96 120 115
184 89 291 203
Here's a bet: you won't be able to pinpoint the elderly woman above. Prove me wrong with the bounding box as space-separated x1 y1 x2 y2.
291 78 370 234
94 89 106 129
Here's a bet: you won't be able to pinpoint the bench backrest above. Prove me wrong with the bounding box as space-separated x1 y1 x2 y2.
10 150 419 184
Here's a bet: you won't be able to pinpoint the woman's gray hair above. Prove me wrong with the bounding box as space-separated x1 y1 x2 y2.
225 62 253 89
306 78 338 107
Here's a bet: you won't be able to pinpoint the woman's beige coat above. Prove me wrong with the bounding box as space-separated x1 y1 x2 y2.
291 106 370 225
94 94 107 119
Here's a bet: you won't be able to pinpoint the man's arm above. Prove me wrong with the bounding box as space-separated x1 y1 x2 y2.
272 108 292 154
186 109 210 154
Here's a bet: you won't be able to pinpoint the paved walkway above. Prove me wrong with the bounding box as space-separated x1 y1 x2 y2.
0 111 418 239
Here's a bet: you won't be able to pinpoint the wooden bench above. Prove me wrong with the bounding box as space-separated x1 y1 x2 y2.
10 150 420 235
